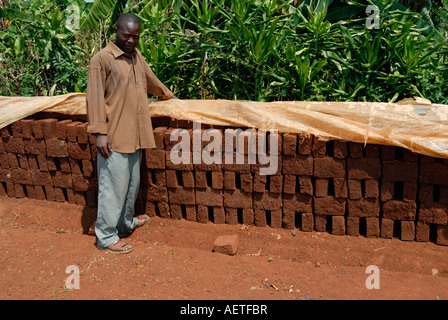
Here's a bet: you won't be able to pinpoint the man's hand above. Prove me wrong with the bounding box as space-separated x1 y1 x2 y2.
96 134 112 159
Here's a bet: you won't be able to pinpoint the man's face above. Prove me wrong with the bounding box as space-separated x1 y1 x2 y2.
115 21 141 54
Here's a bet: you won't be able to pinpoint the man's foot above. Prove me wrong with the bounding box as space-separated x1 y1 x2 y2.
97 239 134 254
135 214 150 229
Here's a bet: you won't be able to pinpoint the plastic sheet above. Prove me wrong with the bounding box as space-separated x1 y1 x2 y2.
1 93 447 158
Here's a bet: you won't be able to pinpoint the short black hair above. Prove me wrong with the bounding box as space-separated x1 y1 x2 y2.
116 13 140 31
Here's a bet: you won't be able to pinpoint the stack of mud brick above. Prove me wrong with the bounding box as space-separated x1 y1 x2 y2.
1 117 447 246
0 118 97 207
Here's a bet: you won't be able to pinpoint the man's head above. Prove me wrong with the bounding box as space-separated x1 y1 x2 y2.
115 13 141 54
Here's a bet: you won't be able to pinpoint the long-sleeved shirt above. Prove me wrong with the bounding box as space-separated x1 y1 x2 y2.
86 40 174 153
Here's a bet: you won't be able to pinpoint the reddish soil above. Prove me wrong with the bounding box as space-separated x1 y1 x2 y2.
1 196 447 301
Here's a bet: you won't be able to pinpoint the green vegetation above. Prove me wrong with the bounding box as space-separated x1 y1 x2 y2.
0 0 447 103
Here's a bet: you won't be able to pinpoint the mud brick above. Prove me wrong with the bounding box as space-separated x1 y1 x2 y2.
400 221 415 241
213 206 226 224
45 139 68 157
30 120 44 139
418 202 448 225
44 185 55 201
347 199 380 217
65 121 82 142
46 157 57 171
283 175 296 194
0 137 4 154
314 157 346 178
282 155 313 175
75 122 89 144
4 137 24 154
194 170 208 189
382 160 418 182
145 149 165 169
14 184 25 198
0 182 8 197
152 126 167 150
66 188 76 204
296 134 313 155
347 158 381 180
156 202 170 219
347 217 360 236
30 170 52 186
51 171 73 188
195 187 223 207
315 179 329 197
282 209 294 229
382 200 417 220
314 196 346 216
170 204 196 221
67 142 91 160
264 175 282 194
81 160 94 177
68 158 81 174
0 126 11 138
324 140 348 159
380 218 394 239
251 155 281 176
144 201 156 217
166 170 192 188
53 187 66 202
366 217 380 238
33 185 46 200
282 134 297 156
365 179 379 198
283 192 313 213
381 146 418 162
419 162 448 186
145 183 168 202
23 138 46 155
40 119 58 139
223 171 236 190
56 119 72 140
182 170 195 188
90 143 98 160
314 215 327 232
0 154 9 169
222 152 251 172
436 225 448 246
6 153 19 169
270 209 283 228
72 173 90 191
19 119 34 138
5 182 15 197
312 137 326 158
0 168 11 183
196 205 208 223
381 181 417 202
299 176 313 195
301 213 314 232
415 222 430 242
332 216 346 235
238 173 251 193
254 209 267 227
24 155 37 171
74 191 86 206
10 168 32 185
225 207 239 225
10 122 23 137
168 187 195 205
253 191 282 210
253 172 266 193
333 178 347 198
24 185 35 199
165 150 193 170
16 154 28 169
224 189 252 209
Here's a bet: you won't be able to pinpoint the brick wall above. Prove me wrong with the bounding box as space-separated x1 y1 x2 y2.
1 116 447 246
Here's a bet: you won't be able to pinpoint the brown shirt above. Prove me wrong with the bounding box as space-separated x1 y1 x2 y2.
86 40 174 153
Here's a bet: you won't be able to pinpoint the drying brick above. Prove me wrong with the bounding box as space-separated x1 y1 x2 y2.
314 157 346 178
382 200 417 221
282 155 313 175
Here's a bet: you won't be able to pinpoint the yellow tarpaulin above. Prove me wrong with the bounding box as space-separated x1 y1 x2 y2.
1 93 447 159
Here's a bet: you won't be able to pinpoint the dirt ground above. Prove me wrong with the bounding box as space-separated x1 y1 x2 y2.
1 196 447 303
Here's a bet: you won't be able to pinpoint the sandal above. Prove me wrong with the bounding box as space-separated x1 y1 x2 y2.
98 239 134 254
135 214 150 229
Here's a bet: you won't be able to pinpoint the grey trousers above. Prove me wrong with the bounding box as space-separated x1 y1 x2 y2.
95 150 142 248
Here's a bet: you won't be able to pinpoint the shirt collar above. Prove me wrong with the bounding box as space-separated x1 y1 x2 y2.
108 40 137 59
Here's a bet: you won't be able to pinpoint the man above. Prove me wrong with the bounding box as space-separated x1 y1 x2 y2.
86 13 175 253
